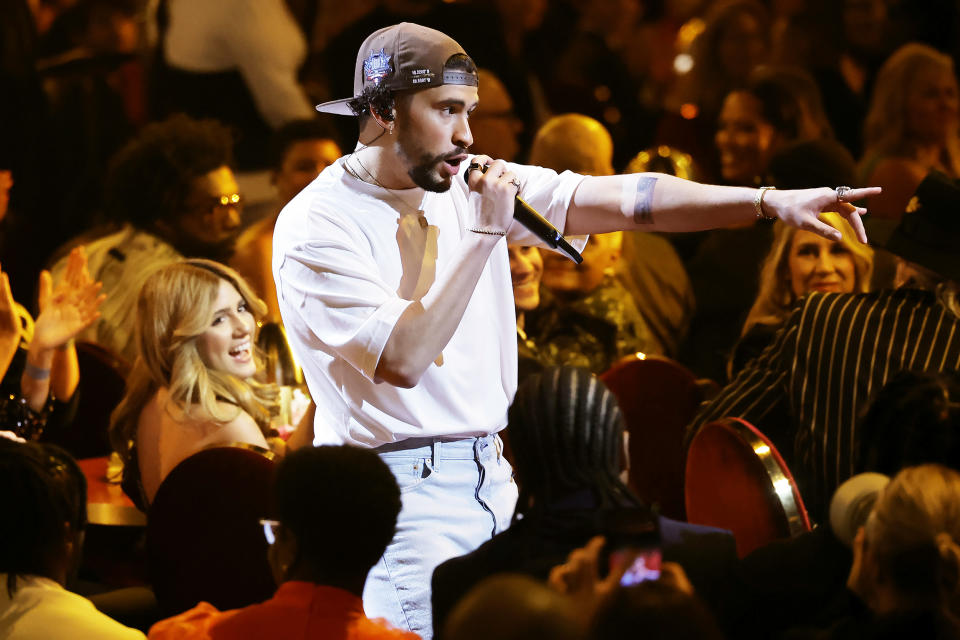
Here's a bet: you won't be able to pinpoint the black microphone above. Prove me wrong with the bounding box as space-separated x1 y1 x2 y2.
467 162 583 264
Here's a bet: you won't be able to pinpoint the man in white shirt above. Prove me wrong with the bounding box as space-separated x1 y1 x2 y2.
273 23 878 638
0 440 145 639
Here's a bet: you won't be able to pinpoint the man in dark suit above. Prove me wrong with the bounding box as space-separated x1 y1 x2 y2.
689 171 960 517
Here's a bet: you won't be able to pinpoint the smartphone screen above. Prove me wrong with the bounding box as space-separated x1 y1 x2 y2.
611 547 662 586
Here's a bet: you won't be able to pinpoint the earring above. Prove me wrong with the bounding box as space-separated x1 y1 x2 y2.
389 124 395 135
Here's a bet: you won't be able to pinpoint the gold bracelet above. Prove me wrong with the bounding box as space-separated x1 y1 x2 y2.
754 186 777 221
468 227 506 237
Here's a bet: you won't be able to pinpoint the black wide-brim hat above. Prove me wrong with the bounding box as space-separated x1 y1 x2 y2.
864 171 960 284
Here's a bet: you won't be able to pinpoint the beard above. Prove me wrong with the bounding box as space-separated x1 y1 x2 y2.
396 129 465 193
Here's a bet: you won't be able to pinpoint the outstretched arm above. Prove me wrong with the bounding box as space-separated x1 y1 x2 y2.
565 173 879 242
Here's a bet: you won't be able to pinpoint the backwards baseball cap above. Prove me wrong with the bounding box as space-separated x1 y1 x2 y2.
316 22 478 116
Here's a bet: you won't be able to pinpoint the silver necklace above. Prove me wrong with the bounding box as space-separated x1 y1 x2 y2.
346 152 427 224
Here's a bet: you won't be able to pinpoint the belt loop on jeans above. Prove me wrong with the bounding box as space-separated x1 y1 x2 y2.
432 439 441 472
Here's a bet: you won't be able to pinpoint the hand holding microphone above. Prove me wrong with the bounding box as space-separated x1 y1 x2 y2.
466 160 583 264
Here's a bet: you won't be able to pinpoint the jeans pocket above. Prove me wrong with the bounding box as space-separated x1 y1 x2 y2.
383 456 432 493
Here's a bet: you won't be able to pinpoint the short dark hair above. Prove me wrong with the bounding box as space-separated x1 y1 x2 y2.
0 440 86 596
103 114 233 228
507 367 638 516
274 445 401 581
856 370 960 475
268 118 340 171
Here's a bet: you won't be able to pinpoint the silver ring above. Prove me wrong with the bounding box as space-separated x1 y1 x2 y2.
509 178 521 189
835 186 851 203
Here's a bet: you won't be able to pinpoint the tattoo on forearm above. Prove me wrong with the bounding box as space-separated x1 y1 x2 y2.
633 177 657 225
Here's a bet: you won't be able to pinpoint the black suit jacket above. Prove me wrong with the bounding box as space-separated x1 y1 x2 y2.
690 288 960 516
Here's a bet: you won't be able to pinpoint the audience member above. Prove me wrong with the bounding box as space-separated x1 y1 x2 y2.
532 231 657 373
0 1 56 302
151 0 314 170
526 114 658 372
0 249 104 440
808 0 895 158
856 370 960 477
785 465 960 639
537 0 655 168
547 535 724 640
717 366 960 640
715 66 833 187
528 113 614 177
508 244 545 383
0 439 145 638
591 580 724 640
36 0 146 244
660 0 771 179
860 43 960 219
231 119 342 321
109 260 310 506
148 445 416 640
442 574 584 640
731 212 874 376
431 367 737 636
50 115 242 363
677 66 833 381
467 69 524 163
689 171 960 516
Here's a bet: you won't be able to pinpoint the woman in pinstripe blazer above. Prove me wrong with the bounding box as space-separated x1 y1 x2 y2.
689 172 960 518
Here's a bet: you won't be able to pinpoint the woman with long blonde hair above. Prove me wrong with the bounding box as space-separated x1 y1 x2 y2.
844 464 960 636
730 212 873 375
110 259 309 504
860 43 960 218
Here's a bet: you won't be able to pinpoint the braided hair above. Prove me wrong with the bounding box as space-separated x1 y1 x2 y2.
507 366 640 518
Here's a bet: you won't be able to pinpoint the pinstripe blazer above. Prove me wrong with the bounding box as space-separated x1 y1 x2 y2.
688 287 960 516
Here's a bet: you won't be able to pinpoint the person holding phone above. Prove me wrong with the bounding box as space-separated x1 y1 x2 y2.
431 367 738 637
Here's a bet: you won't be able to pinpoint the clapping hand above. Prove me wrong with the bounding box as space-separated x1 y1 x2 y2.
0 265 20 377
32 248 105 351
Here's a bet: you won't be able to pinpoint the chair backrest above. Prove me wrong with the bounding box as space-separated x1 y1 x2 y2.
147 444 277 615
600 354 703 520
41 340 129 459
685 417 811 558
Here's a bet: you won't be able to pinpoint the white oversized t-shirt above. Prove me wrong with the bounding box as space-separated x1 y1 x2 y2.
273 156 585 447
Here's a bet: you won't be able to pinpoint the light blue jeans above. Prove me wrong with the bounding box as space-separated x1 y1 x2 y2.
363 435 517 639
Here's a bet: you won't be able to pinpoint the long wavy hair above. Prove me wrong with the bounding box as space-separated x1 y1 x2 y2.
862 43 960 177
110 259 278 462
743 212 874 335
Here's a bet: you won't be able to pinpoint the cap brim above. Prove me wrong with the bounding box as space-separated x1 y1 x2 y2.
315 97 357 116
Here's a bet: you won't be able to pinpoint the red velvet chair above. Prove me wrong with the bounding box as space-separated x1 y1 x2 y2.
685 417 811 558
600 353 705 520
147 444 278 615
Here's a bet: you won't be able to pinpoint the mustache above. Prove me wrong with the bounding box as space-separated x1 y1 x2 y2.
421 147 468 165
